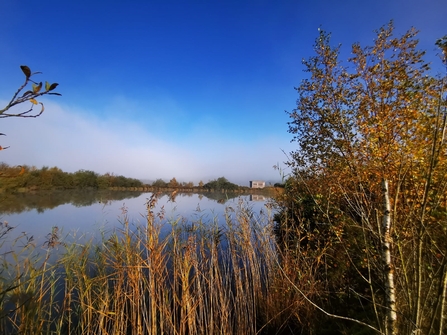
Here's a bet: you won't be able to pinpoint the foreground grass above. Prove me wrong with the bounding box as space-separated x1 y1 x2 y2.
0 195 307 335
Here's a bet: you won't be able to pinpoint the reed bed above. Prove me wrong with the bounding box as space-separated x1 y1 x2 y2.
0 195 306 335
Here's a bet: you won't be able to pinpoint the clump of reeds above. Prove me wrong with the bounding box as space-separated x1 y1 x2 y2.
0 222 63 335
0 194 307 334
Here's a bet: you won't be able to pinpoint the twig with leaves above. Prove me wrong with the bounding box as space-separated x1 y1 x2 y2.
0 65 60 118
0 65 61 151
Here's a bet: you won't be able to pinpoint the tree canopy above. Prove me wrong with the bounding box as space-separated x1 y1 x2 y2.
0 163 143 191
203 177 239 191
278 23 447 334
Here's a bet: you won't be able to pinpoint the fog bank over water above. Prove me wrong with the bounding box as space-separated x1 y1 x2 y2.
0 101 292 186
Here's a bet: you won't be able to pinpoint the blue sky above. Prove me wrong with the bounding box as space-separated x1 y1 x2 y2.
0 1 445 185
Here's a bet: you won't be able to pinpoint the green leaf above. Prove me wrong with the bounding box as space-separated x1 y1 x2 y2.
45 81 50 91
20 65 31 78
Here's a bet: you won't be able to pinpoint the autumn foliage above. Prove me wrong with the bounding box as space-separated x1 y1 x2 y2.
278 23 447 334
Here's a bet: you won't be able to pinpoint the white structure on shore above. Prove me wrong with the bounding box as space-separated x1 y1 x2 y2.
249 180 265 189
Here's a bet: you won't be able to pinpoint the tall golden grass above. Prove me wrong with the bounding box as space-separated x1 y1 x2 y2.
0 194 309 335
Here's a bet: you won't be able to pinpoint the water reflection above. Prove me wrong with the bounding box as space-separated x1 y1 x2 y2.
0 189 142 214
0 190 272 250
0 189 251 214
250 194 267 201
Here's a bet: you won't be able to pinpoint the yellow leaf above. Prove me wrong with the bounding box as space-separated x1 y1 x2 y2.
29 98 38 105
32 82 42 94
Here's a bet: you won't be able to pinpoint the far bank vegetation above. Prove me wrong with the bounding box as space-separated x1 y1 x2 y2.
0 164 272 194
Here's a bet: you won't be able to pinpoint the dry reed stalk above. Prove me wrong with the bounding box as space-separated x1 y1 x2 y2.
0 195 309 334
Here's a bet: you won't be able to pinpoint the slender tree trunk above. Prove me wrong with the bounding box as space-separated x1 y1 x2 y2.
439 265 447 335
382 179 397 335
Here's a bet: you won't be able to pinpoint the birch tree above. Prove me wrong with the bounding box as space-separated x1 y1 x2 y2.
280 23 447 334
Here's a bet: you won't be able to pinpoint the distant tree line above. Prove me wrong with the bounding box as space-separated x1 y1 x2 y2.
151 176 240 191
151 177 198 189
202 176 239 191
0 164 251 193
0 163 143 191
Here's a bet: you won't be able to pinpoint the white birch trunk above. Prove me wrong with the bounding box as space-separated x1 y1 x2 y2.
439 267 447 335
382 179 397 335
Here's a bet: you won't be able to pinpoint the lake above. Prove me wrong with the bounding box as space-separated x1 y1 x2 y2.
0 190 291 335
0 189 273 249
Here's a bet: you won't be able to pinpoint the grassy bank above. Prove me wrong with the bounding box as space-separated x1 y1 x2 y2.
0 195 308 335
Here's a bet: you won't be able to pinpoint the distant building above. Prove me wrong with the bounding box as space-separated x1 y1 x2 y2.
249 180 265 189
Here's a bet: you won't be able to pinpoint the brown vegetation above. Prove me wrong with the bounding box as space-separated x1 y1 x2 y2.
0 195 306 335
275 23 447 334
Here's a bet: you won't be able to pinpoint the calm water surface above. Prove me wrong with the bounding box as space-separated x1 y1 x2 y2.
0 191 272 248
